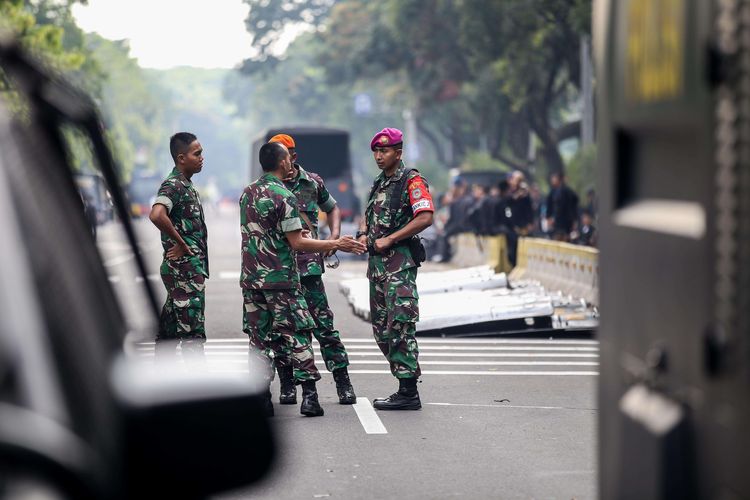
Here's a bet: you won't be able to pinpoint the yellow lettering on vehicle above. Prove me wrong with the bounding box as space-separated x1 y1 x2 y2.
626 0 684 102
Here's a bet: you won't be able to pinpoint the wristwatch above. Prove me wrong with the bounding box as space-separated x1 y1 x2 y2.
355 230 367 239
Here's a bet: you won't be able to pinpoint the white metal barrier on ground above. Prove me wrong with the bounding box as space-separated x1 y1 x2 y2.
338 266 553 330
338 237 599 334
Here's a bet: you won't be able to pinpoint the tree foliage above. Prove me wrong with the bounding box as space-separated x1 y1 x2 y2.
233 0 592 187
0 0 90 84
240 0 335 73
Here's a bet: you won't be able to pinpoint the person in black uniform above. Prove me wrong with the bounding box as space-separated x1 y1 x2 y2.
546 172 579 241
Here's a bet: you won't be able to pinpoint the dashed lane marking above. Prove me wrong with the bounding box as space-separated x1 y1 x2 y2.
352 397 387 434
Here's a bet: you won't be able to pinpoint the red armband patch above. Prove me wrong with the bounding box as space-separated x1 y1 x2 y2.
407 176 434 214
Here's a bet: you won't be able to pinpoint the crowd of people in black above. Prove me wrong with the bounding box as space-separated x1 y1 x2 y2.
429 170 598 265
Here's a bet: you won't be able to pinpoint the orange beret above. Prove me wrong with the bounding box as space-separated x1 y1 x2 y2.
269 134 295 149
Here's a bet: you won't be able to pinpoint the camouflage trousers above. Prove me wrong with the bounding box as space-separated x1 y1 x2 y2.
300 275 350 372
157 261 206 360
242 288 321 383
369 267 421 379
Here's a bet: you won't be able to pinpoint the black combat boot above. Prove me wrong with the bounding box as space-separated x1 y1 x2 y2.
277 365 297 404
332 367 357 404
300 380 324 417
373 378 421 411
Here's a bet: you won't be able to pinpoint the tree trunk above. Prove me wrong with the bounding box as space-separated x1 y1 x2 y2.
417 122 447 166
530 108 566 177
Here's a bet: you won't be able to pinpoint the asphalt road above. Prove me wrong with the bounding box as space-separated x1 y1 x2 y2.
100 205 597 500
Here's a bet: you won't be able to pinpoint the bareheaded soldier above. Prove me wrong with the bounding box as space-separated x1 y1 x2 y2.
240 142 365 417
269 133 357 406
149 132 209 362
356 127 434 410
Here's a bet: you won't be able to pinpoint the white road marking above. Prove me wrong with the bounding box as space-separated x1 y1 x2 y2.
132 351 599 366
139 343 597 352
97 241 135 251
132 355 596 367
104 254 135 267
219 271 241 280
354 360 599 366
201 367 599 376
139 344 599 357
352 398 387 434
352 352 599 358
108 276 121 283
134 338 598 345
134 349 598 359
427 403 596 411
133 338 600 376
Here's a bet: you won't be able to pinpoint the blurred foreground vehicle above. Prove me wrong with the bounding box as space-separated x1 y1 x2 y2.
0 37 274 499
597 1 749 498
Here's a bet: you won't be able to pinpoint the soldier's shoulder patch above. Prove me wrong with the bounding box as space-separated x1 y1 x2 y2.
407 174 434 213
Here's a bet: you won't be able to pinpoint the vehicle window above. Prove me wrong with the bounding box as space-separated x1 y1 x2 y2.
60 125 158 346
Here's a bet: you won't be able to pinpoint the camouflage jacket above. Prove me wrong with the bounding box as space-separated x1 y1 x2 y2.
365 163 431 279
240 172 303 289
154 167 209 277
284 163 337 277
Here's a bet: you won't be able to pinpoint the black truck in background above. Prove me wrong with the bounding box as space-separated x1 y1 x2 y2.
250 127 360 221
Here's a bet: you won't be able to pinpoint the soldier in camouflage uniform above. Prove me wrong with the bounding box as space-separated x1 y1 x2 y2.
356 128 434 411
240 141 365 417
149 132 209 363
268 134 356 406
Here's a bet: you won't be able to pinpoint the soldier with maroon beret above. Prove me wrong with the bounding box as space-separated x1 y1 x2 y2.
356 128 434 410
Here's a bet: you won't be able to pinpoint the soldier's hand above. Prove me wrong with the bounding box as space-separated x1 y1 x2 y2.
301 229 312 239
336 235 367 255
324 233 340 257
167 242 193 260
374 235 395 253
356 234 367 247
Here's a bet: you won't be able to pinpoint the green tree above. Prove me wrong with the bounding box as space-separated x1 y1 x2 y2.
240 0 335 68
233 0 592 194
458 0 591 174
0 0 90 89
84 33 170 180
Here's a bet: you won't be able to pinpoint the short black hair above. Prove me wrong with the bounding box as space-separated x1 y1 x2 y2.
259 142 288 172
170 132 197 162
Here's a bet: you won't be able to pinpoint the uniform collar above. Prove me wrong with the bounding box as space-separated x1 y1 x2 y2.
380 161 406 186
261 172 285 186
289 163 314 185
168 166 192 186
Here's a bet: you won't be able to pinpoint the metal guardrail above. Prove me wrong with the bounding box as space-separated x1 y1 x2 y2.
509 238 599 306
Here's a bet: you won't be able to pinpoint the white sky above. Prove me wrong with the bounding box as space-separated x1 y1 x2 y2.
72 0 256 69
